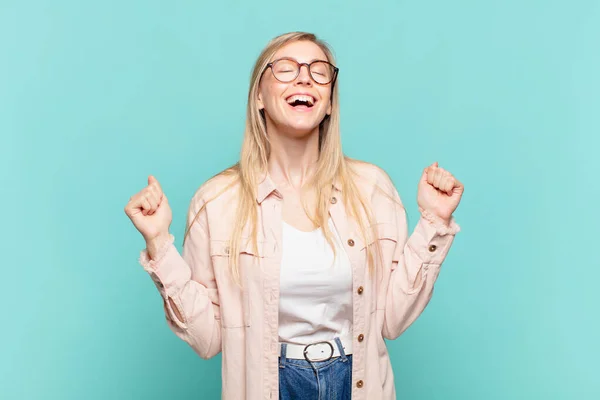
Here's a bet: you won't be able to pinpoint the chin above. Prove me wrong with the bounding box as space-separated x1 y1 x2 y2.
284 122 321 137
285 113 327 133
265 109 325 137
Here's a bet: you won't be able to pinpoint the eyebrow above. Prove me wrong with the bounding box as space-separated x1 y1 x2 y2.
274 56 329 63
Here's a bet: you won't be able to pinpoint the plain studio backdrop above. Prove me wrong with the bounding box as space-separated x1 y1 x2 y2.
2 1 598 399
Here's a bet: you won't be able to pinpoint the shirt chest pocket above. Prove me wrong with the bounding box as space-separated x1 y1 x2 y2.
210 237 275 328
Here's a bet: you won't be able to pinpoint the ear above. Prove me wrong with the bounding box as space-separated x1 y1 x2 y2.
257 91 264 111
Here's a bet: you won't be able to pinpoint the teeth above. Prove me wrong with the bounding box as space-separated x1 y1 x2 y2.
286 95 314 106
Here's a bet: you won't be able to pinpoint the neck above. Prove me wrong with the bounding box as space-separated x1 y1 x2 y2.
267 126 320 191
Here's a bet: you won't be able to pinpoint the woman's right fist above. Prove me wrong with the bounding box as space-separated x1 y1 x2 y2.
124 175 172 242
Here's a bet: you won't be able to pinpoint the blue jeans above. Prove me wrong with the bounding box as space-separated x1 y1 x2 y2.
278 337 353 400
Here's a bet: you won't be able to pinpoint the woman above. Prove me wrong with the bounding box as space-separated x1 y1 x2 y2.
125 32 464 400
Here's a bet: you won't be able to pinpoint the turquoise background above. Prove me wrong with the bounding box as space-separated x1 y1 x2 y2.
2 0 599 399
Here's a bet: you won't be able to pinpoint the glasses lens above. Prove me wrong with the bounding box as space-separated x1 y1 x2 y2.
310 61 334 84
272 59 299 82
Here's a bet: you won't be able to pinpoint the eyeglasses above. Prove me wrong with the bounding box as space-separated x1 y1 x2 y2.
264 58 339 85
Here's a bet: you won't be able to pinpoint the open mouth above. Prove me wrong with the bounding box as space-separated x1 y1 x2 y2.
286 94 316 109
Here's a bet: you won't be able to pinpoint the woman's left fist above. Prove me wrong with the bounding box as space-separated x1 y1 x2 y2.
417 162 464 224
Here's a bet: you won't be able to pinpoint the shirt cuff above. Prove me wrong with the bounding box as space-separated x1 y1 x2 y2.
138 234 191 296
406 213 460 268
139 234 175 272
420 209 461 236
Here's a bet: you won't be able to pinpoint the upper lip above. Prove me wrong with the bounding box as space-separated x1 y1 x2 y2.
285 92 317 102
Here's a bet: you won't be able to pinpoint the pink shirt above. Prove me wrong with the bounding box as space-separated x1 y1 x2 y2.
139 162 460 399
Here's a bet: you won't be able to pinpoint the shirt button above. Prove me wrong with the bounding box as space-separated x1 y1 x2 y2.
330 196 337 204
357 286 364 295
356 380 364 388
224 246 230 255
428 244 437 252
358 334 364 342
347 239 355 247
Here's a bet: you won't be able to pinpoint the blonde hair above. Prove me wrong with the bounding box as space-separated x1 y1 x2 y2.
184 32 383 284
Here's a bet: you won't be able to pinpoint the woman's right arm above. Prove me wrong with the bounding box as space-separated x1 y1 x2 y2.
137 192 222 360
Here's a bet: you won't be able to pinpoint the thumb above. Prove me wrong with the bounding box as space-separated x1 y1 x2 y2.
148 175 157 186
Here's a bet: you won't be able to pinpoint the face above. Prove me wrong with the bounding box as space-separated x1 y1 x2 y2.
257 41 334 137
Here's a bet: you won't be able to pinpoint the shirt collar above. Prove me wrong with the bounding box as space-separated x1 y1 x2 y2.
256 173 342 204
256 173 280 204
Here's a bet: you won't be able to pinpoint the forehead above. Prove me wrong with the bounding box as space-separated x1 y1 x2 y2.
271 40 329 63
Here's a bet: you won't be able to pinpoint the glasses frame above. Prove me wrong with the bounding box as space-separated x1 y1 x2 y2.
264 57 339 86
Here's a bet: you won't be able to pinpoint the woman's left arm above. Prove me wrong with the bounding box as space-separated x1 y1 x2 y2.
381 162 464 340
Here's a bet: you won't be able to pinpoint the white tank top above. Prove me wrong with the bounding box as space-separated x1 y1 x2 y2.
278 218 353 345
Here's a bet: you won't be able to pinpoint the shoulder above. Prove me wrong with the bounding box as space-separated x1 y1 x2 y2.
346 158 401 202
188 165 241 212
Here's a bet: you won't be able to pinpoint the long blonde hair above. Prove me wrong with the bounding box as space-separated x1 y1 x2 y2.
184 32 383 284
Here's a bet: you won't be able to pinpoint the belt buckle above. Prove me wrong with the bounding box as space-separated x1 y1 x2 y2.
303 340 334 362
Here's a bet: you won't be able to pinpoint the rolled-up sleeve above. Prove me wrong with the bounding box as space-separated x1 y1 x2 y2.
382 185 460 340
139 194 222 359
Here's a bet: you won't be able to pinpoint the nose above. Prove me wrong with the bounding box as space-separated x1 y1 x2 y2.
295 64 312 85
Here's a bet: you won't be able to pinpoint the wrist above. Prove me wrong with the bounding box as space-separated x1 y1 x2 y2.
439 216 452 226
419 209 460 235
420 209 452 226
145 232 171 260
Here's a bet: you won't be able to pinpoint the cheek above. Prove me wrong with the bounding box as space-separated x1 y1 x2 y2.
261 95 279 114
264 91 280 109
261 81 287 108
318 89 332 111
